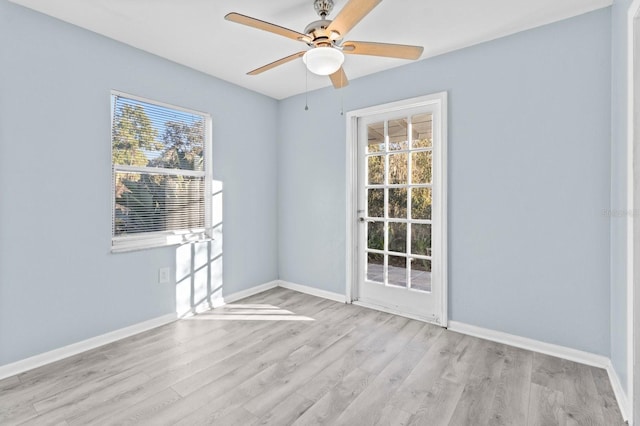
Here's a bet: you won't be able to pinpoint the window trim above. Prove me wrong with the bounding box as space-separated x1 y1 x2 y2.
110 90 213 253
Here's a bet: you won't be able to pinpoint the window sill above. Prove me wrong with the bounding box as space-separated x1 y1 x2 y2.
111 231 214 253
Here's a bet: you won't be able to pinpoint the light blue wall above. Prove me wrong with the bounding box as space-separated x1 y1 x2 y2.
0 0 278 365
278 9 612 355
610 0 633 396
0 0 620 369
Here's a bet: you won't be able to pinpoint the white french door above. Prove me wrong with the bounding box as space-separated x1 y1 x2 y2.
347 94 447 326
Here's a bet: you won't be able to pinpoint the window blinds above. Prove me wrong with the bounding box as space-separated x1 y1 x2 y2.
111 93 209 243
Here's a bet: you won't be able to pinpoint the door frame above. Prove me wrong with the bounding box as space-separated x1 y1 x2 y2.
630 0 640 423
345 92 448 325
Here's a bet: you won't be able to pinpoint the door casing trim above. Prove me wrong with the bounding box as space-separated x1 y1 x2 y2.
628 0 640 423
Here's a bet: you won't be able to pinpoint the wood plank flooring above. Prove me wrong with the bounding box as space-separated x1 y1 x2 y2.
0 288 625 425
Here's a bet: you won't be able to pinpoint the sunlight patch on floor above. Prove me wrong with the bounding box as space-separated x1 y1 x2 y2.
185 303 315 321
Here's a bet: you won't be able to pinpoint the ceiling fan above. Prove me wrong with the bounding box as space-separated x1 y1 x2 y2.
225 0 424 89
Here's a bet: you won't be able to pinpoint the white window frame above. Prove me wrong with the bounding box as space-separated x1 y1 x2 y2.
110 90 213 253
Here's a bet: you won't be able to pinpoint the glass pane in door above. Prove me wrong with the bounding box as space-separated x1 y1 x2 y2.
411 113 432 148
411 151 432 184
367 221 384 250
368 189 384 218
388 118 408 151
388 222 407 253
411 224 431 256
367 122 385 153
411 188 432 220
388 255 407 288
388 188 407 218
367 252 384 283
410 258 431 292
388 153 408 184
368 155 384 184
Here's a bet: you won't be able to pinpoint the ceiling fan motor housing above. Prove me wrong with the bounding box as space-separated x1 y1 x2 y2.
304 19 333 42
313 0 334 18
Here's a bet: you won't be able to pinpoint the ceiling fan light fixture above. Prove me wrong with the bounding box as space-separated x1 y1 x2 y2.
302 47 344 75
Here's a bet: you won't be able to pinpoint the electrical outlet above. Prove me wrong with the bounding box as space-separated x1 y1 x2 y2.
158 267 171 284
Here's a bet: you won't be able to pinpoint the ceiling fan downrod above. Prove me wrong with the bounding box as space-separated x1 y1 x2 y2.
313 0 334 18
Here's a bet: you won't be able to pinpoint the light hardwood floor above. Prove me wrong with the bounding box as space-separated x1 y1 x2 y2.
0 288 625 425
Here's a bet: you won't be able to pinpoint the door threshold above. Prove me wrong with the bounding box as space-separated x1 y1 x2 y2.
353 300 445 327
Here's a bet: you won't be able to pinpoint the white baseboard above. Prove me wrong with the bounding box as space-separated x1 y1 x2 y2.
448 320 609 368
605 359 630 422
278 280 346 303
0 313 177 381
225 280 279 304
448 320 629 422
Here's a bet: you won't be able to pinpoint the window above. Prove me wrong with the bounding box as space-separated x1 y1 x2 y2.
111 91 212 252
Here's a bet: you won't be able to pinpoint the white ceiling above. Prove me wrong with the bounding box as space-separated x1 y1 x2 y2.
10 0 612 99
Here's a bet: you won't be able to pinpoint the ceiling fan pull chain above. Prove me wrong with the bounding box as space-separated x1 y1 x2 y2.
305 67 310 111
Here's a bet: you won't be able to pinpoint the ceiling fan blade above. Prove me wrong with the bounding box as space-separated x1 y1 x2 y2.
329 67 349 88
225 12 311 43
247 51 306 75
342 41 424 60
327 0 382 39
